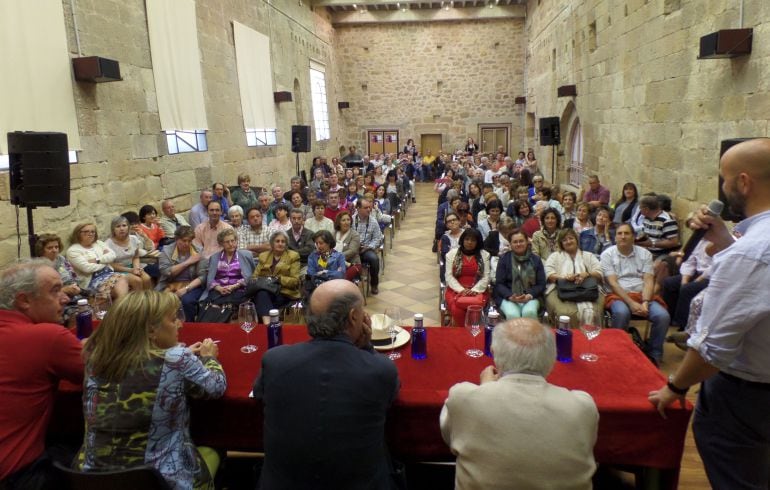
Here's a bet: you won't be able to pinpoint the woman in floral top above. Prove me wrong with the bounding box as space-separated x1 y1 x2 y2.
76 290 226 489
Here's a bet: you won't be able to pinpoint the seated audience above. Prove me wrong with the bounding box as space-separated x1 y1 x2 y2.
600 223 669 365
531 208 562 261
352 199 383 295
637 195 680 258
267 203 292 235
230 173 259 211
66 222 129 300
580 174 611 207
290 191 312 220
561 190 577 225
238 207 271 257
157 226 207 322
282 176 306 203
305 199 335 234
189 190 213 229
252 279 399 489
535 187 563 216
440 318 598 490
660 239 712 329
105 216 153 291
121 211 155 252
445 228 491 327
227 205 245 229
580 205 615 256
252 231 301 324
159 199 190 237
324 192 344 221
211 182 231 217
494 229 546 319
573 202 593 234
75 290 225 489
334 210 362 282
306 230 346 295
0 261 84 489
545 229 605 328
287 208 315 272
34 233 82 324
477 198 503 241
193 201 233 259
199 228 255 308
613 182 641 229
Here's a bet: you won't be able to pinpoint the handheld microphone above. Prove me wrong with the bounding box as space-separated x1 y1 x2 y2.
681 199 724 262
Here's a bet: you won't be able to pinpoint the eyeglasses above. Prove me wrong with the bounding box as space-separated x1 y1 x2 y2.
445 218 458 223
80 230 96 235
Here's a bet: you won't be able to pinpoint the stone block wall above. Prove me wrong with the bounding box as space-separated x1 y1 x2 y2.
524 0 769 218
334 18 527 155
0 0 343 267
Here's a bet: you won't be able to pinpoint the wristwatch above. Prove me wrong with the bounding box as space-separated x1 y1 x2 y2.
667 375 689 396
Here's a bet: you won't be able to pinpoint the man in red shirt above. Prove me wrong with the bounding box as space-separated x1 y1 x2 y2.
0 261 84 489
324 192 343 221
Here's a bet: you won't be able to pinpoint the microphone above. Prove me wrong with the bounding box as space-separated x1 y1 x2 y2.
680 199 724 262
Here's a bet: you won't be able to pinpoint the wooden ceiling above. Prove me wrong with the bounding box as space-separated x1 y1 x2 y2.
311 0 526 13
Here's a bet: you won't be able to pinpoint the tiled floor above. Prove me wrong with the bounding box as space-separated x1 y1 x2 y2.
363 182 442 326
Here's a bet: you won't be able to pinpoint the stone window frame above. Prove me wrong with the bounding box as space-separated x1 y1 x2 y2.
309 60 330 141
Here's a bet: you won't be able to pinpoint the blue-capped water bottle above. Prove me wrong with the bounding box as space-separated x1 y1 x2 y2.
484 309 499 357
411 314 427 359
267 309 283 349
75 298 93 340
555 315 573 363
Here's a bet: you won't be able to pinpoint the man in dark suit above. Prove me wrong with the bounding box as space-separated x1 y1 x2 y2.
253 279 400 489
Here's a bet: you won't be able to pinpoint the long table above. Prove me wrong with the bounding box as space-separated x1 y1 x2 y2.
53 325 692 488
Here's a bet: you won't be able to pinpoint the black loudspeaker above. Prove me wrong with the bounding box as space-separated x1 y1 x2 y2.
8 131 70 208
291 125 311 153
719 138 754 222
539 117 560 146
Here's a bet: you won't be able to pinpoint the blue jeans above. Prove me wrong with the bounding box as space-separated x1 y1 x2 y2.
500 299 540 319
609 300 669 362
181 286 203 322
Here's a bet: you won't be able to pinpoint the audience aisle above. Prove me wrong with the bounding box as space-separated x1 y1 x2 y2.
363 182 441 326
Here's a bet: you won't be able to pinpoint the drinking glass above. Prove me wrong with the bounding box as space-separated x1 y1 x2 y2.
92 291 111 320
579 308 602 362
464 305 484 358
238 301 258 354
384 307 401 360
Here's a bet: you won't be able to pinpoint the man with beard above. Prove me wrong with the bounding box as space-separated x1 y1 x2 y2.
649 138 770 489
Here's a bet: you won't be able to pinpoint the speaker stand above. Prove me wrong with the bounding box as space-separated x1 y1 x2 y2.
25 206 37 257
294 152 300 179
550 145 557 185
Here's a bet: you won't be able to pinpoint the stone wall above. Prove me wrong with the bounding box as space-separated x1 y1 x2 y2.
334 18 527 155
524 0 769 217
0 0 343 267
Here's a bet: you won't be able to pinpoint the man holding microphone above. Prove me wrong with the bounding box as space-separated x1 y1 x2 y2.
649 138 770 489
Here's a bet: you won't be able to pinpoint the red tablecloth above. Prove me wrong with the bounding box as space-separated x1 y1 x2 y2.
54 324 692 485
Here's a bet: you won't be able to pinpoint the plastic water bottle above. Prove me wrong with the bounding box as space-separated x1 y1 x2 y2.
410 314 427 360
75 299 93 340
555 315 573 363
267 309 283 349
484 310 500 357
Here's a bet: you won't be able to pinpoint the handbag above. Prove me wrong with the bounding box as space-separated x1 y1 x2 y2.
197 302 234 323
556 277 599 302
245 276 280 296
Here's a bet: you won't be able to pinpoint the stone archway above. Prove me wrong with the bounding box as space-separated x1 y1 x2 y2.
560 101 582 187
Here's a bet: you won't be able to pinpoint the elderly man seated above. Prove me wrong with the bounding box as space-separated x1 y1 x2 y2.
441 318 598 489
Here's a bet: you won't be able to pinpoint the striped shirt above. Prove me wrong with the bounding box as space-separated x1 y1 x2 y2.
642 210 679 256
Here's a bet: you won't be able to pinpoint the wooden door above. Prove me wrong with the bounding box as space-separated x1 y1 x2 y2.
368 131 384 156
480 127 509 154
420 134 442 157
383 131 399 155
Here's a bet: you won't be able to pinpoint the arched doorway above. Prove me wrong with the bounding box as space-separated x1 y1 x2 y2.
561 101 583 187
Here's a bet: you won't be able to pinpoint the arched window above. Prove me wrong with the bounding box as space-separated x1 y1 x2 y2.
568 119 583 187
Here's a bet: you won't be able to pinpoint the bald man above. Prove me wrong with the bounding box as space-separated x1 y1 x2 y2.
252 280 400 489
649 138 770 489
441 318 598 489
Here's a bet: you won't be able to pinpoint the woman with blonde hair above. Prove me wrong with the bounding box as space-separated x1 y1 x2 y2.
105 215 153 291
75 290 225 489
